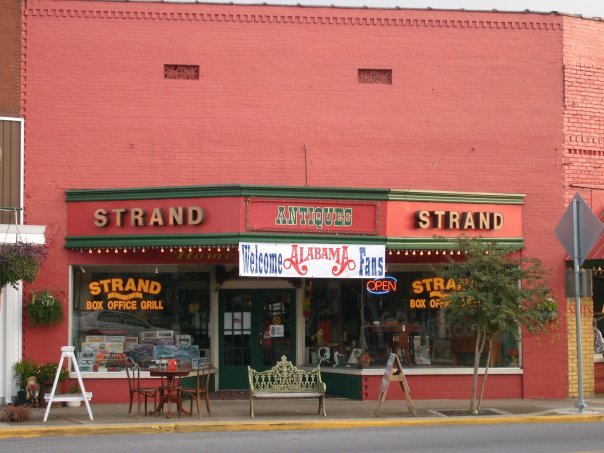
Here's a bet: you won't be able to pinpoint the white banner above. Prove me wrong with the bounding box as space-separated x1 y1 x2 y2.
238 242 385 279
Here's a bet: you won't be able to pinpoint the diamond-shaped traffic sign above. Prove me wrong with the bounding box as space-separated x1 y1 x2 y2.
555 192 604 266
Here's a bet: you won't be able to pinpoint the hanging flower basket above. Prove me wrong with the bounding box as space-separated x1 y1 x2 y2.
26 290 63 326
536 297 558 322
0 241 46 289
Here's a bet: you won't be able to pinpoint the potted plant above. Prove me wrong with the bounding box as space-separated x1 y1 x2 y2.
37 362 70 406
536 297 559 322
36 362 70 387
66 382 82 407
26 290 63 326
13 359 69 407
13 359 39 405
0 241 46 289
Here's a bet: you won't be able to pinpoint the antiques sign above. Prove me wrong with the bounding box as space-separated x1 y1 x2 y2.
239 242 385 278
246 198 380 235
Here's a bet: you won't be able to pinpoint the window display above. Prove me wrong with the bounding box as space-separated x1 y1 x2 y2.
72 265 211 372
304 267 519 368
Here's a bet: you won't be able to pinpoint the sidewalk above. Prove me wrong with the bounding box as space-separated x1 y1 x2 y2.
2 395 604 439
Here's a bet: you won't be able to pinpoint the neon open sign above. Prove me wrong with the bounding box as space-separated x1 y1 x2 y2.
366 276 398 295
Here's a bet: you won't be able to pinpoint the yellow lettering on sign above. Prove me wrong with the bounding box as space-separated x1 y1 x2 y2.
411 277 459 294
412 280 424 294
107 300 138 310
140 300 164 310
86 300 103 310
89 281 101 296
430 298 450 308
410 299 426 309
124 278 137 292
88 278 163 296
111 278 124 292
446 279 458 290
148 281 161 295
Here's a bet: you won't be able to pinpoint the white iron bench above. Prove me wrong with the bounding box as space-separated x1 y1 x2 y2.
248 355 326 418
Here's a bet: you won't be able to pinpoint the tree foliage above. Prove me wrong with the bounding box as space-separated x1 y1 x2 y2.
439 236 557 414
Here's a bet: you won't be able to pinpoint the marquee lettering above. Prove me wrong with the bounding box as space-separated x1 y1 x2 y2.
274 206 353 230
94 206 205 228
414 210 503 230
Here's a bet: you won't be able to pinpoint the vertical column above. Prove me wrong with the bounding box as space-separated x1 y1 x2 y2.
1 283 23 405
0 287 5 405
295 283 304 366
209 267 219 392
567 297 594 397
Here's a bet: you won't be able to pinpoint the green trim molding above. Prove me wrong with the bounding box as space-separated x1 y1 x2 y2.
65 185 390 202
65 233 388 249
65 184 524 204
66 234 523 250
388 189 525 204
386 237 524 250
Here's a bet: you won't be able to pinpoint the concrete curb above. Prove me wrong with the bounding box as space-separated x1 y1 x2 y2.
2 413 604 439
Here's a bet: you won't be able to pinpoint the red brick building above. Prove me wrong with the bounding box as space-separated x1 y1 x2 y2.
14 0 604 402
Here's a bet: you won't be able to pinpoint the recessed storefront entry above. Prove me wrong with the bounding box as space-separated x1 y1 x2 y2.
219 289 296 389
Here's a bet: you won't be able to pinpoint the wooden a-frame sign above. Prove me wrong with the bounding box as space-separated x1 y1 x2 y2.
375 353 415 416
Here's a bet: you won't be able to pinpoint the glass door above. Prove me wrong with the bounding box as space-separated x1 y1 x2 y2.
219 289 296 389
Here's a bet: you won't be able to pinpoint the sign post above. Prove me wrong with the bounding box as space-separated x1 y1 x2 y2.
375 353 414 416
555 193 604 413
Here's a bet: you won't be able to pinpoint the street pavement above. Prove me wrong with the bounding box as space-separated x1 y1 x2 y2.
2 395 604 439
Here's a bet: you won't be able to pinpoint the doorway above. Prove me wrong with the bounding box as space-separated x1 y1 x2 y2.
219 289 296 389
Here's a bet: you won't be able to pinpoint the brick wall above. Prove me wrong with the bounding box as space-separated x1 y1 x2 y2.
21 0 574 399
596 362 604 394
0 0 21 117
562 17 604 397
566 298 594 397
563 17 604 210
363 374 523 400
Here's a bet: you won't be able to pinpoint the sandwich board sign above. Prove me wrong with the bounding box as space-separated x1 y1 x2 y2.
375 353 415 417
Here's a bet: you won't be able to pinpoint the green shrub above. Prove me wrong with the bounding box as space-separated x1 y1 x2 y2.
13 359 39 391
36 362 69 385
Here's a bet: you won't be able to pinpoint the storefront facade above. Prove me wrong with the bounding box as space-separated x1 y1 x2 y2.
61 185 533 400
19 0 604 402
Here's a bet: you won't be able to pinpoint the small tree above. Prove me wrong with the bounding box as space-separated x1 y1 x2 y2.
439 236 558 414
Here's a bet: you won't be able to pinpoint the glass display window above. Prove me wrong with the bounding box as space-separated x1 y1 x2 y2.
304 266 520 369
71 265 211 372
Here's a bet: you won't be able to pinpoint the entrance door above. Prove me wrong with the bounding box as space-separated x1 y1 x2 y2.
219 289 296 389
